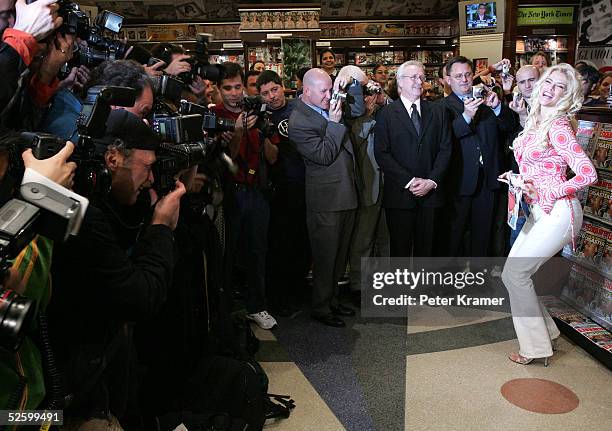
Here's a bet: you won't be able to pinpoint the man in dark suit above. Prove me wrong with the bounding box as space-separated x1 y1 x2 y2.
441 56 516 257
374 60 452 257
288 68 357 327
476 3 492 21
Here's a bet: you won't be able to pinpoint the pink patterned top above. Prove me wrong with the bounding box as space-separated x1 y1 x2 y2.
514 117 597 214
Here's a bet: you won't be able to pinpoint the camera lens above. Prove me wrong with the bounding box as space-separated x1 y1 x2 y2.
0 287 36 351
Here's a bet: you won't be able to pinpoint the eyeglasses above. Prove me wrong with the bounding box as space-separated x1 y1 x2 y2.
399 75 426 82
451 72 474 80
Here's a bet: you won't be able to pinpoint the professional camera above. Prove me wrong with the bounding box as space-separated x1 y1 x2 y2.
179 100 236 137
0 286 35 352
242 95 270 135
153 139 217 196
0 181 84 351
472 83 489 99
28 0 128 68
153 75 184 103
152 114 204 144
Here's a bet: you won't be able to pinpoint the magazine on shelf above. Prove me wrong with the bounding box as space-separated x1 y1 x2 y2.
562 264 612 331
576 119 600 156
563 219 612 277
583 175 612 224
592 123 612 171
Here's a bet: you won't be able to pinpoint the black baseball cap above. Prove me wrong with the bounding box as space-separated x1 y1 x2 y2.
97 109 159 151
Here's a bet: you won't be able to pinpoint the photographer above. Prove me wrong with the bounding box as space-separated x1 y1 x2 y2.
150 42 191 77
256 70 310 315
0 0 68 129
47 109 184 427
288 68 357 328
0 129 76 411
41 59 154 141
441 56 516 258
213 61 278 330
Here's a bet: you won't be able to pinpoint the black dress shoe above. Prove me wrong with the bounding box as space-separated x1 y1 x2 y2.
330 304 356 317
312 313 346 327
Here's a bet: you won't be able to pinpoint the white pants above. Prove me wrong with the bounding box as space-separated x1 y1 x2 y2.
501 198 582 358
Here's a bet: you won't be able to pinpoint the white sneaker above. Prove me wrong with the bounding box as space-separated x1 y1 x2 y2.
247 310 278 330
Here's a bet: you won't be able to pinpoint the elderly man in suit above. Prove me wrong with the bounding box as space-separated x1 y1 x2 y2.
374 60 452 257
442 56 516 257
288 68 357 327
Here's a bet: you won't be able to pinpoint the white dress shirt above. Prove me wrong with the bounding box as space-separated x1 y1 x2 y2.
398 96 437 191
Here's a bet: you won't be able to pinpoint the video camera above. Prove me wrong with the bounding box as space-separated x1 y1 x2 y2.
20 86 137 196
27 0 128 68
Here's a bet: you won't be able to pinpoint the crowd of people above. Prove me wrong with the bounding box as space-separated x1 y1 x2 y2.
0 1 609 429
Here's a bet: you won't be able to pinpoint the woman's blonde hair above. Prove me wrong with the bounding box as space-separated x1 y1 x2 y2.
518 63 583 148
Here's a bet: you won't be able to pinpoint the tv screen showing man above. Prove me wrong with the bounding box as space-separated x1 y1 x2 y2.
466 2 497 29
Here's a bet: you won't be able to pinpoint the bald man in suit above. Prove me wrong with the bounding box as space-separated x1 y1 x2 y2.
288 68 357 327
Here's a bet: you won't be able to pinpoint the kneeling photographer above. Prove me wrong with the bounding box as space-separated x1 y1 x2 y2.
48 108 184 428
213 62 278 330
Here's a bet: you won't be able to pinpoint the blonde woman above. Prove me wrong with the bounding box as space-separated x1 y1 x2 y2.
500 63 597 366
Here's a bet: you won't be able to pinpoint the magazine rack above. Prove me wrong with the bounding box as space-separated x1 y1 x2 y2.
556 107 612 368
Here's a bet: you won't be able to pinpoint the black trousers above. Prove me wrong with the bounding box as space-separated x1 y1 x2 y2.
267 183 311 310
224 185 270 313
386 206 437 257
448 168 496 257
307 209 355 315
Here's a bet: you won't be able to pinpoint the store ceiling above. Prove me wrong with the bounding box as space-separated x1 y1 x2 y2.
91 1 459 23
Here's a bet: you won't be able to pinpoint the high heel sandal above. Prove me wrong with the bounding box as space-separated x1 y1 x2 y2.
508 352 550 367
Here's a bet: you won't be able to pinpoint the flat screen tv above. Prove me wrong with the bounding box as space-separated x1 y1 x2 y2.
466 2 497 30
459 0 505 36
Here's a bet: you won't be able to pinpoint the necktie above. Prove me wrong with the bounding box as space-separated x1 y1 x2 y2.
411 103 421 136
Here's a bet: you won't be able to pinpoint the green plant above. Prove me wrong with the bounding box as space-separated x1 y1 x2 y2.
281 38 311 87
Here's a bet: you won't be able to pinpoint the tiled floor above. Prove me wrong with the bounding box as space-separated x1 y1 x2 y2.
257 304 612 431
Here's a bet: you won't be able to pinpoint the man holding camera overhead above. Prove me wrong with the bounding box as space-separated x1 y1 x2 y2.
288 67 358 328
441 56 516 257
212 61 279 330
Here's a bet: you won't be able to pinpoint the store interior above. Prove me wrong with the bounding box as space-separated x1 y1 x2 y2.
74 1 611 430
